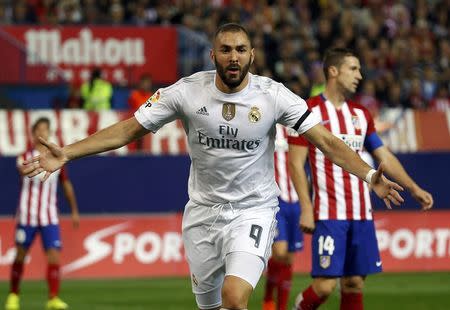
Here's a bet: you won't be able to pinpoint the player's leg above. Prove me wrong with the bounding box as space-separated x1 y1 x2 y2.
223 205 278 309
41 224 68 310
293 220 349 309
263 206 288 310
340 276 365 310
182 203 226 310
264 199 303 310
339 220 381 310
222 252 265 309
5 225 37 310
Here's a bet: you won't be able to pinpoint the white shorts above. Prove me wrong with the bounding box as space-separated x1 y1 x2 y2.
182 201 278 309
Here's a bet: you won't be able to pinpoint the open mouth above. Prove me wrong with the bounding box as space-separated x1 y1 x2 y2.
227 66 240 74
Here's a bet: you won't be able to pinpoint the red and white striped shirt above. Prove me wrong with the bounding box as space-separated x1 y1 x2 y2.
289 95 377 220
275 124 298 203
16 149 68 226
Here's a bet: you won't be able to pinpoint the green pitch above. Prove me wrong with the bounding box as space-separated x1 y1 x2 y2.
1 272 449 309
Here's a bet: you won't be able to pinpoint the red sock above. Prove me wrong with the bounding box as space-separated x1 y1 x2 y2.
47 264 60 298
264 258 282 302
297 285 326 310
340 292 363 310
10 262 24 294
277 263 293 310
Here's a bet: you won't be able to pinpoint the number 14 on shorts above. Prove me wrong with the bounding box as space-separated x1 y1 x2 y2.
318 235 335 255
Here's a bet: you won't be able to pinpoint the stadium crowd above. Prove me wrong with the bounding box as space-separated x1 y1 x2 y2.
0 0 448 111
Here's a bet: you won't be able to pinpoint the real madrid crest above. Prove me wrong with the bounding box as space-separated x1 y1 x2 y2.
248 106 261 123
222 103 236 121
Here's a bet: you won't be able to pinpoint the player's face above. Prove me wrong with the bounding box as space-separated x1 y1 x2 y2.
336 56 362 95
32 122 50 145
211 31 254 92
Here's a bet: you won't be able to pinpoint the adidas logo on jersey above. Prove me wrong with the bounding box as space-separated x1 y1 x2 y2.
196 107 209 116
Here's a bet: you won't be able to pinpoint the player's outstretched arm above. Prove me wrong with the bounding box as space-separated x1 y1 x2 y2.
372 146 434 210
288 143 315 233
23 117 149 181
302 124 404 208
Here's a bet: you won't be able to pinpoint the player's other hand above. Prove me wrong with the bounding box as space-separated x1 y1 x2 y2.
410 185 434 211
300 206 315 234
371 163 404 209
71 211 80 229
22 137 68 181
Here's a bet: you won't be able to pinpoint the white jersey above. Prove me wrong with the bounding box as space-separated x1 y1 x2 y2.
135 71 319 207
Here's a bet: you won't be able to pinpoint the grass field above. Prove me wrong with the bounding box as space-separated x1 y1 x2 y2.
1 272 450 309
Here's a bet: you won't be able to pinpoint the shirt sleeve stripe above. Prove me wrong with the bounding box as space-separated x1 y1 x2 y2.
292 110 311 131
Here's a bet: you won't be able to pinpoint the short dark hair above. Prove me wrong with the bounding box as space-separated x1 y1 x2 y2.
32 117 50 133
213 23 251 46
323 48 357 79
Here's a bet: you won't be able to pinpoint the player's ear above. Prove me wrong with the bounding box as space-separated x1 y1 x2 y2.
210 49 215 64
329 65 339 78
250 48 255 65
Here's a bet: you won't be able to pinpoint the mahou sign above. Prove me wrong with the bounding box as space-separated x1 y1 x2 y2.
0 26 178 84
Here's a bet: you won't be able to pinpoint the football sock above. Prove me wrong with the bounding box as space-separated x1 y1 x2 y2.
10 262 24 294
340 292 363 310
295 285 326 310
277 262 293 310
264 258 281 302
47 264 60 298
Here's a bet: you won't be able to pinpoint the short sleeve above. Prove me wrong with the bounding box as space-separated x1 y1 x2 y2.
275 84 320 134
134 83 183 133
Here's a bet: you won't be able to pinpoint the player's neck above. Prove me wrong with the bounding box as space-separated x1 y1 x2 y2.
323 86 346 109
215 74 249 94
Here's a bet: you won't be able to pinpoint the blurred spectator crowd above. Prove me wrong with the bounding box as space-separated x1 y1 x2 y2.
0 0 448 112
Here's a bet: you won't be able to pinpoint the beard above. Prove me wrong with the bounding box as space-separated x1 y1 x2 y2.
215 59 251 89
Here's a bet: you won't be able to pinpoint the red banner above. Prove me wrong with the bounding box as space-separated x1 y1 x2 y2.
0 211 448 280
0 26 177 85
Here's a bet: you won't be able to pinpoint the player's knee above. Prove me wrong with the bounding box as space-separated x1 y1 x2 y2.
341 276 365 292
313 278 337 298
221 281 250 309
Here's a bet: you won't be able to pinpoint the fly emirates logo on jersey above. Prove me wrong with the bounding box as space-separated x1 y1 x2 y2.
197 125 262 151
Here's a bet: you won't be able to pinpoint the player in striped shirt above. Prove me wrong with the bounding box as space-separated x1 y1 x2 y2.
290 48 434 310
263 125 304 310
5 117 80 310
22 25 404 310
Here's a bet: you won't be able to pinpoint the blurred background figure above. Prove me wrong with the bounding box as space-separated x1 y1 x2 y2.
128 73 153 112
80 68 113 111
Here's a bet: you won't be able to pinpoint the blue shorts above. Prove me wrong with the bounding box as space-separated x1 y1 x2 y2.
15 224 62 251
274 199 303 252
311 220 381 277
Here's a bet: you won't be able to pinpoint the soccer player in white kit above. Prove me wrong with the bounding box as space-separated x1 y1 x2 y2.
22 24 404 310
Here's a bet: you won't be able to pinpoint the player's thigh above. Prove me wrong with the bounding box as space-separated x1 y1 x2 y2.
226 206 278 266
15 224 38 250
183 224 224 310
311 220 349 277
222 252 264 308
343 220 382 276
40 224 62 251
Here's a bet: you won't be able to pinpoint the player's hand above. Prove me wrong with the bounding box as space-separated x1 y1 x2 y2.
410 185 434 211
371 163 404 209
22 137 68 181
71 211 80 229
300 206 315 234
